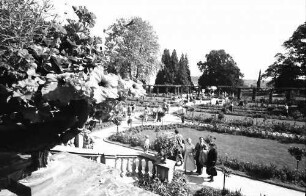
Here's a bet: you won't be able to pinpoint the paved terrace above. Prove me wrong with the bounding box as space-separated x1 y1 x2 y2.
53 104 305 196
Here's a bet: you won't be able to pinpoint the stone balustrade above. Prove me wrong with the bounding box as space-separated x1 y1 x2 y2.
51 148 175 183
101 153 157 178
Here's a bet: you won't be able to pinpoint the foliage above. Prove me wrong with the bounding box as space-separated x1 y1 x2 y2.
155 49 192 93
104 17 160 82
263 22 306 88
194 187 243 196
153 132 177 158
135 171 191 196
0 0 147 154
197 50 244 88
288 146 306 162
219 156 306 187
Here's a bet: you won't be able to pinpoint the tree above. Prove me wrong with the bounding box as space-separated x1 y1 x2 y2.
0 1 145 172
155 49 171 85
197 50 244 88
263 22 306 88
176 54 193 92
104 17 160 82
257 70 262 88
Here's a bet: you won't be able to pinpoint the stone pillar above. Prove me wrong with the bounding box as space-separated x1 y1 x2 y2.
237 88 242 100
157 87 159 94
165 87 168 94
269 89 273 104
252 88 256 101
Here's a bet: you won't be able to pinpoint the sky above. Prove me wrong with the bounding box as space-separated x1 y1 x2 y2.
52 0 305 80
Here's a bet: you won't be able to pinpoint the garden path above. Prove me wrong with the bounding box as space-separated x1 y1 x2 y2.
54 104 305 196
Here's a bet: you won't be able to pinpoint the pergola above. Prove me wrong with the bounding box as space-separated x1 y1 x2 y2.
143 84 200 95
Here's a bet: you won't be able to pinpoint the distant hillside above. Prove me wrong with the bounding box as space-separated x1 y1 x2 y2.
190 76 268 87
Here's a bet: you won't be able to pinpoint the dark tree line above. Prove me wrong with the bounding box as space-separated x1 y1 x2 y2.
154 49 193 93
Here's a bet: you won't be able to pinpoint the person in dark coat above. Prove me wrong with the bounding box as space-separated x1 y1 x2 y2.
206 143 218 182
194 137 208 175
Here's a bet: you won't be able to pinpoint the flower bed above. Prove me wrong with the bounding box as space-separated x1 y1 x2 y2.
218 156 306 188
175 115 306 144
194 104 306 121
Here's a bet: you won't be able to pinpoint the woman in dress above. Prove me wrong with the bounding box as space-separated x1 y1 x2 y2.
183 138 196 174
206 142 218 182
194 137 208 175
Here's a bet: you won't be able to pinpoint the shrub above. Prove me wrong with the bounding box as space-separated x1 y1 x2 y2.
153 132 177 158
194 187 243 196
135 171 191 196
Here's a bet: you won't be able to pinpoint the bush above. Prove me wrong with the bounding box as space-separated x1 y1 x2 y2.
194 187 243 196
135 171 191 196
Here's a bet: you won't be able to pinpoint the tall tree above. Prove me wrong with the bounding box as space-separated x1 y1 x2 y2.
155 49 171 85
263 22 306 88
104 17 160 82
197 50 244 87
257 70 262 88
176 54 193 92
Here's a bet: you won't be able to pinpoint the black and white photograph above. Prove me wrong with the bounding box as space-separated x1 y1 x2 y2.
0 0 305 195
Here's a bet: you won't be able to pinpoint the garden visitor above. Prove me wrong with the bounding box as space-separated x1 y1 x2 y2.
195 137 208 175
144 106 149 122
143 135 150 153
131 103 135 113
181 113 185 124
206 142 218 182
157 105 163 122
127 104 132 117
183 138 196 174
174 129 184 163
229 102 234 112
127 117 132 127
284 103 289 116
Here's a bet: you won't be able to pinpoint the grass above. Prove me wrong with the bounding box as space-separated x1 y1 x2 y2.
137 127 306 171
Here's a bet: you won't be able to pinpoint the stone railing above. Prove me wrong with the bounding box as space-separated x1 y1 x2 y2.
101 153 156 178
50 148 176 182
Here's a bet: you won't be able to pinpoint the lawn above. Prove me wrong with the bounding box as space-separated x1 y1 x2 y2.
138 127 306 170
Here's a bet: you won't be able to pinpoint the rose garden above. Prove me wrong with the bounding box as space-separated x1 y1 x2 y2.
0 1 305 196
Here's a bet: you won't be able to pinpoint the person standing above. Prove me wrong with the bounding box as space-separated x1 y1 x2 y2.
143 135 150 153
206 143 218 182
183 138 196 174
194 137 208 175
144 106 149 122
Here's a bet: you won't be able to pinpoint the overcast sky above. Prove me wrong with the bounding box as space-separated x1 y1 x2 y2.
52 0 305 79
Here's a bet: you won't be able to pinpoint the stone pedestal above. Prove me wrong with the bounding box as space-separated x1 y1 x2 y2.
155 159 176 183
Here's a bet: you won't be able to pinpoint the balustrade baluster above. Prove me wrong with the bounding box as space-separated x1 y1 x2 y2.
152 161 156 178
138 157 143 177
132 157 137 176
126 158 131 176
145 159 149 175
120 158 125 177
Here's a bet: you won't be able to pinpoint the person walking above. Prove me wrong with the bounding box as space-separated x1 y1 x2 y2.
194 137 208 175
206 142 218 182
183 138 196 174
